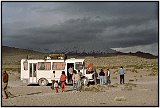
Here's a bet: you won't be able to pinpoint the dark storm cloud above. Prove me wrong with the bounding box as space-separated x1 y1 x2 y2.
5 16 157 47
2 2 158 54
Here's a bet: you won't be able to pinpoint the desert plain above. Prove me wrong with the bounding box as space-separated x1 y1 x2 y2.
2 49 159 106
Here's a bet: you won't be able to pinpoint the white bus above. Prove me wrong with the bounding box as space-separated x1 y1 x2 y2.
21 58 94 86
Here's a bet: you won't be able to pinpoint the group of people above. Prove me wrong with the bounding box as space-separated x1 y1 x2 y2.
98 69 111 85
51 67 83 93
35 65 125 93
92 66 125 87
68 66 83 92
2 66 125 99
92 68 111 86
51 71 67 93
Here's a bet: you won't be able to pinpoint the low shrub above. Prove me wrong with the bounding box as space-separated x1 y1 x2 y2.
81 84 106 92
111 83 119 87
131 68 138 73
125 83 137 87
114 96 126 101
129 79 134 82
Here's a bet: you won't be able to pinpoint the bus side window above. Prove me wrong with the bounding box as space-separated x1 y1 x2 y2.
53 62 65 70
38 62 51 70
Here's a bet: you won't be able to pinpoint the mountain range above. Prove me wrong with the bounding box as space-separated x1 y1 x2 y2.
2 46 158 59
27 45 117 54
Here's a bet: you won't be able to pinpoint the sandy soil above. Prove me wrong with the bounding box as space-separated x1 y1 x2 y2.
2 71 158 106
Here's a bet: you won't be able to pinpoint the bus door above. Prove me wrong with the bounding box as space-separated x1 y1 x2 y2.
29 63 37 83
67 63 74 83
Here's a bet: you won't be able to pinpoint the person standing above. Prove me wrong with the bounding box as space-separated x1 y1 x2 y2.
68 66 73 83
78 70 82 89
54 81 59 93
99 69 105 85
93 68 98 85
119 66 125 84
60 71 67 92
2 70 9 99
106 69 111 87
72 70 80 92
51 71 55 90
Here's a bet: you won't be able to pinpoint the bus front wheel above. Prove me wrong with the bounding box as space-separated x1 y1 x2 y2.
38 78 48 86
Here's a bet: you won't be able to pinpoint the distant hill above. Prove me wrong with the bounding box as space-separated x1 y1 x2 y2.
2 46 158 66
114 51 158 59
2 46 48 65
67 51 158 59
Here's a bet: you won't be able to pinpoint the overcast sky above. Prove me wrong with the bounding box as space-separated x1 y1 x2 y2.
2 2 158 55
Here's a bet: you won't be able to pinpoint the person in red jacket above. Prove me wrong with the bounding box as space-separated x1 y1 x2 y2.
60 71 67 92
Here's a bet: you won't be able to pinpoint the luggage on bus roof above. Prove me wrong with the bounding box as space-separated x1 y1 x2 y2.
48 54 67 60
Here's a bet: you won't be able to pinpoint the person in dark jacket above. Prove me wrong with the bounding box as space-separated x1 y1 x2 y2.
93 68 98 85
51 71 55 90
99 69 105 85
2 70 9 99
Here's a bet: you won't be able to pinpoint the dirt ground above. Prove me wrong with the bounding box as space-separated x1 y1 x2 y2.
2 71 158 106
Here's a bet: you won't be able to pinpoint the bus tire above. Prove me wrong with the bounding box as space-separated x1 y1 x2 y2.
38 78 48 86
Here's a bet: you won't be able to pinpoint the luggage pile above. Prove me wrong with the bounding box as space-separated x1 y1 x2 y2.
46 54 67 60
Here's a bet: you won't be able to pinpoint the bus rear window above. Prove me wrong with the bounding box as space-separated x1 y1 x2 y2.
53 62 65 70
38 62 51 70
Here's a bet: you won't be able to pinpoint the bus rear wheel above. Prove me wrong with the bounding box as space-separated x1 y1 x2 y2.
38 78 48 86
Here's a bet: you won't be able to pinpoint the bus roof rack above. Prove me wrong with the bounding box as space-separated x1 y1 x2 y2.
47 54 67 60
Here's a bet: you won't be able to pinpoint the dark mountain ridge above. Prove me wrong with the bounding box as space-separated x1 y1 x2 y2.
2 46 158 59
